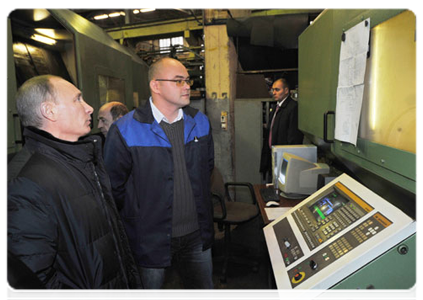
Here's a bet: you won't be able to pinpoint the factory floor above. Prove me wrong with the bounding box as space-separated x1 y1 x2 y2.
162 216 274 290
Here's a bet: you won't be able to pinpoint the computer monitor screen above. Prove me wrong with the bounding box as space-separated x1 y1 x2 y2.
278 152 330 198
279 157 288 185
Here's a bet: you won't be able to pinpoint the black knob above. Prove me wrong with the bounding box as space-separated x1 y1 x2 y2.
309 260 318 270
398 245 408 255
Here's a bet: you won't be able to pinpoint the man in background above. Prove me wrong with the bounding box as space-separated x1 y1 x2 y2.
97 101 129 137
260 78 304 180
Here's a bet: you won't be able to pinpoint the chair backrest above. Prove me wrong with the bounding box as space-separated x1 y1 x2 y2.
210 167 226 205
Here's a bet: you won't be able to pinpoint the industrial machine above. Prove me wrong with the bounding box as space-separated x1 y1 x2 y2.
264 9 416 290
298 9 416 203
264 173 415 289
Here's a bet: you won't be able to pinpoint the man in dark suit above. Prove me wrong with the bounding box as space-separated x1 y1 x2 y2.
260 78 304 180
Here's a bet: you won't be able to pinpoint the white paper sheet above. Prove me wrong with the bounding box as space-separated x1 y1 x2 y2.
265 207 291 221
335 18 370 145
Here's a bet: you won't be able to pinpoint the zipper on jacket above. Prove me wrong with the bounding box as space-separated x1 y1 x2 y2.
91 163 130 287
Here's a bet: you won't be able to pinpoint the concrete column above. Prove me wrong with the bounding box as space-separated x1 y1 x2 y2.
204 21 238 181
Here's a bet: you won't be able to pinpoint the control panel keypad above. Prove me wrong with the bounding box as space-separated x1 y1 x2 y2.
286 212 392 288
329 237 353 259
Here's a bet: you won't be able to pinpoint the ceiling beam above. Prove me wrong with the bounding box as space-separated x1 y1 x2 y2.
251 9 323 17
173 9 192 15
105 17 203 40
103 10 324 41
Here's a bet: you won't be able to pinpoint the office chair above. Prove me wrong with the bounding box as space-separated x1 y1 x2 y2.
210 167 260 284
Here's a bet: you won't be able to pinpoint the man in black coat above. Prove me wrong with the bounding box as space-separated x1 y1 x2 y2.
260 78 304 180
8 75 141 289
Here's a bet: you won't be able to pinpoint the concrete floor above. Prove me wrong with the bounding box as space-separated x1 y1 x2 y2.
162 216 275 290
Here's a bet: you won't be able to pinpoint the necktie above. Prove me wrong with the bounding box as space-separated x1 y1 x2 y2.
268 104 280 147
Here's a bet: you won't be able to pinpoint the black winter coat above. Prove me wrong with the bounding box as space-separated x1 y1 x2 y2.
8 127 141 289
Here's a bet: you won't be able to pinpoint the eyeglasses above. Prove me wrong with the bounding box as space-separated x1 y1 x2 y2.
155 79 194 87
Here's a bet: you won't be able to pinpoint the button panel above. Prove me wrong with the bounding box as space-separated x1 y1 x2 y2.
273 218 304 267
287 213 392 288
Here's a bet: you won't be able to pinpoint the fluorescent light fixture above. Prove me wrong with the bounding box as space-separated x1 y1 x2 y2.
133 9 140 14
13 43 28 53
35 28 56 39
94 14 109 20
33 9 50 21
109 12 120 18
140 8 156 13
31 34 56 45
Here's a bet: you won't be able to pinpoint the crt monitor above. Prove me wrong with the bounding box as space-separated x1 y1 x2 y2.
271 145 317 188
278 152 330 197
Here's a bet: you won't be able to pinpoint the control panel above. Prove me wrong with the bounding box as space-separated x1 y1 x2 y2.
263 173 415 289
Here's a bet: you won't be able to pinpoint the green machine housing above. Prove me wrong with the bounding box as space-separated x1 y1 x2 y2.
297 9 416 289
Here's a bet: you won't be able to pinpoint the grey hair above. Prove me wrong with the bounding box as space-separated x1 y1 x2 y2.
15 75 59 128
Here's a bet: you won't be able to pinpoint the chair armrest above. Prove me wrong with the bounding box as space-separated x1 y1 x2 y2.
211 192 227 220
224 182 257 205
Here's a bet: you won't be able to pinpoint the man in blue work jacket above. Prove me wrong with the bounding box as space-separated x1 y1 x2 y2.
104 57 215 289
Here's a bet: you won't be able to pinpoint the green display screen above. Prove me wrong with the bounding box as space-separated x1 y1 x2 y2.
309 190 349 222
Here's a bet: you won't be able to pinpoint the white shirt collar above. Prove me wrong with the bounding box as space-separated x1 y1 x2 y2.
150 97 184 124
277 95 289 107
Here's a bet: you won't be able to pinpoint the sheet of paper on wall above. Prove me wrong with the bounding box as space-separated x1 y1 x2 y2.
335 18 370 146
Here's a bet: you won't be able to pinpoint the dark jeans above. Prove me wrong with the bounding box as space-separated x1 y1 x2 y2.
138 230 213 289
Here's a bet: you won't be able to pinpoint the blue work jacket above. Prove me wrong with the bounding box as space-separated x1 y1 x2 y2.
104 101 215 268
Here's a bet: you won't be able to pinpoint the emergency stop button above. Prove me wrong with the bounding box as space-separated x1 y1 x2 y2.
291 271 306 284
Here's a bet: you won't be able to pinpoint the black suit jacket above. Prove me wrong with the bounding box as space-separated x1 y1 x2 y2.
260 96 303 174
